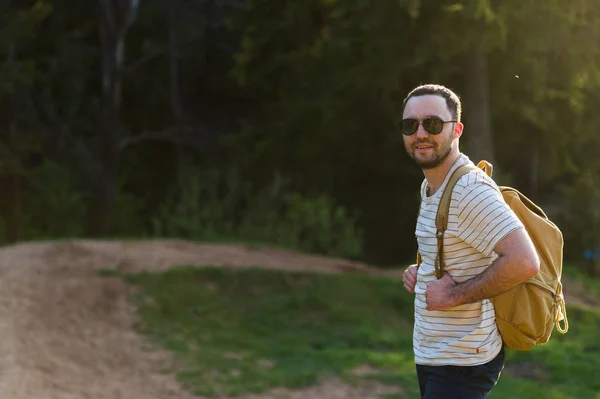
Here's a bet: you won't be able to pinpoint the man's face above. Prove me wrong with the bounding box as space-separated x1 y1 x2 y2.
402 95 460 170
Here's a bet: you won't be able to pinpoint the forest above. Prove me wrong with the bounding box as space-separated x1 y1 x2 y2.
2 0 600 269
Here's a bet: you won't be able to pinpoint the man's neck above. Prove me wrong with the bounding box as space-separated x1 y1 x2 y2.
424 151 462 196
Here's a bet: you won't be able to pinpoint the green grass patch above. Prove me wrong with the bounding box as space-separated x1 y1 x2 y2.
490 303 600 398
122 266 418 397
109 265 600 398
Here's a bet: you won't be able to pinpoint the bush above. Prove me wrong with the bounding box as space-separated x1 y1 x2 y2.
152 167 364 259
22 160 86 239
19 160 146 241
555 169 600 275
152 167 241 240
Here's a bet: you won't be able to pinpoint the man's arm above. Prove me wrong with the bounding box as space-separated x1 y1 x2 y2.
424 226 540 311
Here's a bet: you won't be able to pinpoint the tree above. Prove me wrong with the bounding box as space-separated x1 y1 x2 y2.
0 2 51 243
87 0 141 236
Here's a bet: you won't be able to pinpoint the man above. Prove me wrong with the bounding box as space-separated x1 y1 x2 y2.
401 84 540 398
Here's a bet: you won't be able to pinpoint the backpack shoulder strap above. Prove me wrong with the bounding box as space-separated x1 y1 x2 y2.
476 160 493 177
434 163 480 278
416 202 424 267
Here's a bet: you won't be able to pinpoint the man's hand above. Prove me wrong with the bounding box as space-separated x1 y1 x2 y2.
424 227 540 310
403 264 418 293
425 272 458 310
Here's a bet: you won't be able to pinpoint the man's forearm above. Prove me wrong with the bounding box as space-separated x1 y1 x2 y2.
449 253 539 307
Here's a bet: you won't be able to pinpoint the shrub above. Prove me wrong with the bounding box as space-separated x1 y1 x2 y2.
22 160 86 239
152 167 364 259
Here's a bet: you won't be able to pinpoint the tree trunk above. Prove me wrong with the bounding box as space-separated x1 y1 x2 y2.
1 43 22 243
0 171 21 243
87 93 118 236
168 0 186 172
463 51 496 166
87 0 140 236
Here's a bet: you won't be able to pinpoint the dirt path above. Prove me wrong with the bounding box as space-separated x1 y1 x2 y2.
0 240 403 399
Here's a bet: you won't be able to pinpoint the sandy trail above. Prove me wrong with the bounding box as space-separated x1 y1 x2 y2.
0 240 403 399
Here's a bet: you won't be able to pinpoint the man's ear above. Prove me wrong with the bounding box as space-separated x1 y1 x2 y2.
453 122 464 139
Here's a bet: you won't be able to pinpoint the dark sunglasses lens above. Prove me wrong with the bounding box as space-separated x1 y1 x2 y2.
423 118 444 134
401 119 419 135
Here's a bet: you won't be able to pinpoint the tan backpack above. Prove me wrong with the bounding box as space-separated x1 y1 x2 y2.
416 160 569 350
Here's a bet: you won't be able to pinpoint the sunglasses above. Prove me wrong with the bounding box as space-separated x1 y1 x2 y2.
400 117 457 136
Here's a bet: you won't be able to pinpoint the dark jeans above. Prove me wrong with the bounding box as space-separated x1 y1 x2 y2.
416 347 505 399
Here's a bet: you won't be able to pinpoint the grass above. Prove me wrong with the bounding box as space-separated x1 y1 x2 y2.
114 266 418 396
489 301 600 399
105 264 600 398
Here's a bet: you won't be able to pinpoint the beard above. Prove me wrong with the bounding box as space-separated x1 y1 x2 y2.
405 138 453 170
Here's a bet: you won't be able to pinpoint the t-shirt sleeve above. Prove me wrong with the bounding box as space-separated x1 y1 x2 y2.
456 176 524 256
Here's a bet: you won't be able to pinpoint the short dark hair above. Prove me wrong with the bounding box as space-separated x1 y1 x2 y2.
402 84 462 122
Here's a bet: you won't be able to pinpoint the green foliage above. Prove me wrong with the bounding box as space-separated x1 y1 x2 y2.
0 2 52 50
0 0 599 264
111 190 147 237
22 160 86 239
547 86 600 266
554 168 600 268
0 1 52 94
239 188 364 259
19 160 146 240
151 167 241 240
229 0 417 188
152 167 364 259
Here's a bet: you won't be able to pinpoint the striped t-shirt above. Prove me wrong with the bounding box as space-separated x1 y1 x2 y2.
413 154 524 366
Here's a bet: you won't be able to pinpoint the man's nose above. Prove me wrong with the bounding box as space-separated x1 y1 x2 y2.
415 122 429 138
